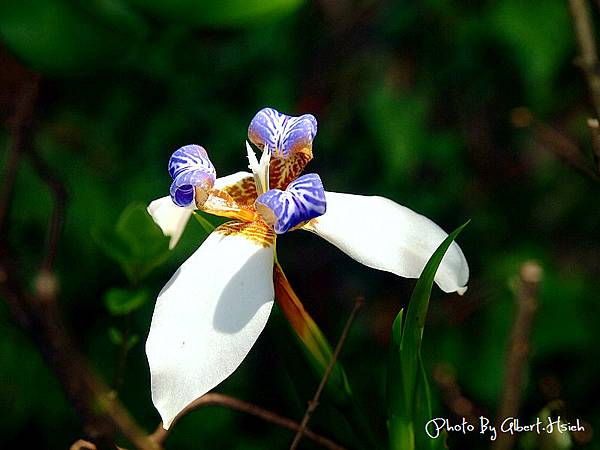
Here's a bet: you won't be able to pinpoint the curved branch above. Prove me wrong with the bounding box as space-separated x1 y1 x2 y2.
150 393 348 450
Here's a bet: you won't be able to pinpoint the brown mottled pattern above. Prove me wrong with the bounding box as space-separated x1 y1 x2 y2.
198 188 256 222
269 151 312 190
221 176 258 207
215 220 275 248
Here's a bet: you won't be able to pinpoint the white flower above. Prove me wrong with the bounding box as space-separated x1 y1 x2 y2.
146 107 469 428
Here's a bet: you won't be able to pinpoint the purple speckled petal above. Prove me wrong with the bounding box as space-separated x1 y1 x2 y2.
255 173 326 234
248 107 317 158
168 145 216 207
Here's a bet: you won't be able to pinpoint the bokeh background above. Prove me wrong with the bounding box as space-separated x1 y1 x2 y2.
1 0 599 449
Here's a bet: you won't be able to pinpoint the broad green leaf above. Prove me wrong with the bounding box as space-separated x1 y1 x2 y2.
0 0 141 73
104 287 149 316
94 202 170 283
125 0 304 27
73 0 149 36
388 221 469 450
108 326 123 345
488 0 570 107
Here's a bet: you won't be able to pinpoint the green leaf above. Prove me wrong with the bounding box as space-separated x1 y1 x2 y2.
125 0 304 27
193 211 217 234
104 287 149 316
488 0 570 107
125 334 140 351
73 0 149 36
94 202 171 284
0 0 142 74
108 326 123 345
388 221 469 450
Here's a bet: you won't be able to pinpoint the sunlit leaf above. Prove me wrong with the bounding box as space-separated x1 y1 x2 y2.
94 202 170 283
104 287 149 316
0 0 142 73
388 221 469 450
125 0 304 27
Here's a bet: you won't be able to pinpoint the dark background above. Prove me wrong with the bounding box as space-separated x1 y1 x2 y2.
1 0 599 449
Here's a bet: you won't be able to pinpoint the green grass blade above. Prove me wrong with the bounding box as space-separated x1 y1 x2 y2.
388 221 469 450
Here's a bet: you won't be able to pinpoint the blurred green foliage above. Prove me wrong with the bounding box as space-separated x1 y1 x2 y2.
1 0 600 449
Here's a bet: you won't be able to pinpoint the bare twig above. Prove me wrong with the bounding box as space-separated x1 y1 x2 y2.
587 118 600 171
492 261 543 450
289 297 364 450
0 254 159 450
568 0 600 118
26 146 68 272
533 121 600 182
149 393 348 450
433 363 482 426
0 73 39 235
0 73 157 450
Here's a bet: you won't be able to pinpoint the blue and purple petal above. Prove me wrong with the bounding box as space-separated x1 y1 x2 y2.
248 107 317 158
255 173 326 234
168 145 216 207
248 107 318 190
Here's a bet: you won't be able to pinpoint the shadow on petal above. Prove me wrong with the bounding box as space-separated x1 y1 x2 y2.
213 250 274 334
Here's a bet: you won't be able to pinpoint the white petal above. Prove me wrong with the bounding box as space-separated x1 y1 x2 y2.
146 228 275 428
147 196 193 249
304 192 469 294
214 171 253 190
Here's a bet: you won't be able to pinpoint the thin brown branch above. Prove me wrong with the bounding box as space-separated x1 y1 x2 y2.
289 297 364 450
149 393 348 450
0 73 157 450
587 118 600 171
568 0 600 118
432 363 482 426
26 146 68 272
0 253 158 450
492 261 542 450
533 121 600 182
0 73 39 236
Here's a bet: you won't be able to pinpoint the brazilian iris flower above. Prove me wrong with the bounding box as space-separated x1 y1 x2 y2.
146 107 469 428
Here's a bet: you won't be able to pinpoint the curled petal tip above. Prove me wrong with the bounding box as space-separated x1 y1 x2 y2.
248 107 317 157
256 173 326 234
168 145 216 207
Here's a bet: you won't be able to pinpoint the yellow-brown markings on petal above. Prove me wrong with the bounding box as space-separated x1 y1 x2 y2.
199 188 256 222
215 220 275 248
221 176 258 207
269 151 312 190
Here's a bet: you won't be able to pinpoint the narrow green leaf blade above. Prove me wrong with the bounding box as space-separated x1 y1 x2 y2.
399 221 469 413
388 221 469 450
193 211 217 234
